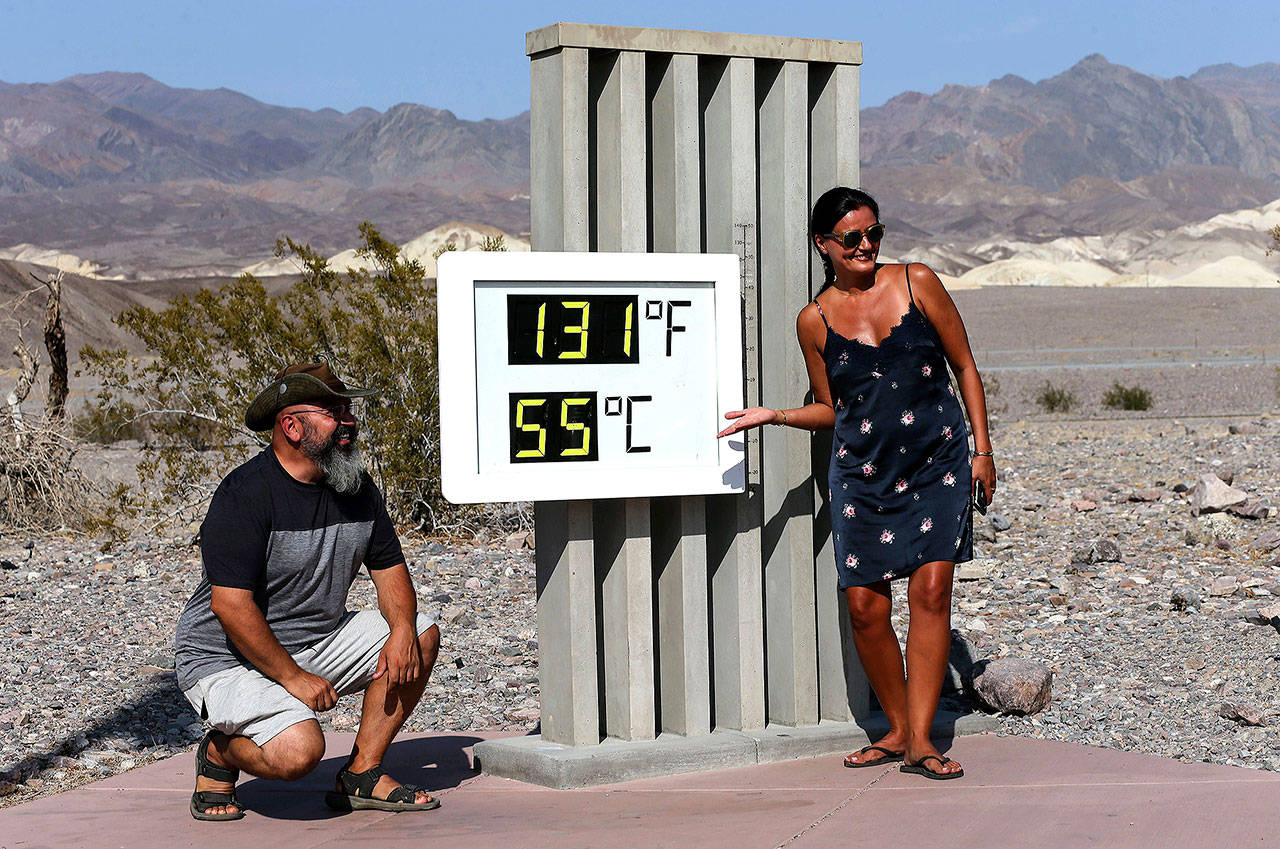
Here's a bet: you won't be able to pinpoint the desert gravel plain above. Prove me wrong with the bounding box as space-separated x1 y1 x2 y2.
1 285 1279 807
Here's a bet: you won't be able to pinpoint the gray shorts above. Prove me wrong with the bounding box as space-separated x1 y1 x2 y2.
182 610 437 746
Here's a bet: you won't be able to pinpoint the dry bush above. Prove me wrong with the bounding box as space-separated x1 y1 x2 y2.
0 416 100 534
79 223 509 537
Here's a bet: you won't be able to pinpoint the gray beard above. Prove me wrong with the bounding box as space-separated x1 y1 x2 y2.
300 419 366 495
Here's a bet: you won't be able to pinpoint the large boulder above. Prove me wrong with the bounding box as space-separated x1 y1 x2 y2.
1189 474 1248 516
971 657 1052 714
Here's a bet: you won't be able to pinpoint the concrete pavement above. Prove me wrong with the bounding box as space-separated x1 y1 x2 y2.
2 731 1277 848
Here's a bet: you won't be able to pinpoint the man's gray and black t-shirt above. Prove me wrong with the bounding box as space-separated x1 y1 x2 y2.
174 448 404 690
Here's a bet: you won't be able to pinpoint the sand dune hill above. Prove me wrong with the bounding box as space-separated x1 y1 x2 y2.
1182 197 1280 237
240 221 530 278
1169 255 1280 287
956 258 1117 287
0 244 108 278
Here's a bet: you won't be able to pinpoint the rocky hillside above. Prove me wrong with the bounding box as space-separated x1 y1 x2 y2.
863 56 1280 258
3 59 1280 279
0 73 530 277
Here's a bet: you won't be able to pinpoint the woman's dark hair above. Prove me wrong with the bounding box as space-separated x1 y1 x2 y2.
810 187 880 292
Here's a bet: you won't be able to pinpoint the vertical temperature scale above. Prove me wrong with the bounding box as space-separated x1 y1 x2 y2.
437 252 745 503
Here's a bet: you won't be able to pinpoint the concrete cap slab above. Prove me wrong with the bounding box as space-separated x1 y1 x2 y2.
526 22 862 65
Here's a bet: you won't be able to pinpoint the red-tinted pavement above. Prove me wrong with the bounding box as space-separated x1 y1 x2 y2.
2 731 1277 849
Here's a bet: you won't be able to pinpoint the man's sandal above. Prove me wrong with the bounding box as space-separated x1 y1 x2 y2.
900 754 964 780
843 745 905 769
190 731 245 821
324 764 441 813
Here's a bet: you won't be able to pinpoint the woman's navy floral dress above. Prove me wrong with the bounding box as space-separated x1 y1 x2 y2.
817 275 973 589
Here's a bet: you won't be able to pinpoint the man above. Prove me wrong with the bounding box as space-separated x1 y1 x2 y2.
174 362 441 821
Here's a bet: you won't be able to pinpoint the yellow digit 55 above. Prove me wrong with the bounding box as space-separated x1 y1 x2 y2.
514 398 547 458
560 397 591 457
559 300 589 359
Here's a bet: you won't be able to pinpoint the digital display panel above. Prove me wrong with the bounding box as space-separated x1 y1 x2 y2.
437 252 745 503
508 392 598 463
507 295 639 365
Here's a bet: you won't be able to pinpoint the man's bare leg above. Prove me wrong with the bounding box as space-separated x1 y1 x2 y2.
342 624 441 804
196 720 327 816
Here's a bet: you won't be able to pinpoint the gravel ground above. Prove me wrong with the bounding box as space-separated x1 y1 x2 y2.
0 531 539 806
2 284 1279 806
3 414 1279 807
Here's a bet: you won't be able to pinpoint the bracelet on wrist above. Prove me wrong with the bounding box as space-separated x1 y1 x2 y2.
776 408 788 426
972 449 993 457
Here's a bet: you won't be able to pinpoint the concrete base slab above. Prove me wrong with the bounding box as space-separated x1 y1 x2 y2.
474 710 999 788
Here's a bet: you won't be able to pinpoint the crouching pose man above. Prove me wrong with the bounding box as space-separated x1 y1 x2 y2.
174 363 441 821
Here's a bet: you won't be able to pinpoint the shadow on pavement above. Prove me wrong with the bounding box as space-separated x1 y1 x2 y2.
236 734 484 821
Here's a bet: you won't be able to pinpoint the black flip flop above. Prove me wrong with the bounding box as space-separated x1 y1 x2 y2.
190 731 245 821
843 744 905 769
900 753 964 780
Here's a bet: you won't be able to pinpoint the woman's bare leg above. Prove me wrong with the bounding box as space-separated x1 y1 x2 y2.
843 582 909 764
903 561 961 775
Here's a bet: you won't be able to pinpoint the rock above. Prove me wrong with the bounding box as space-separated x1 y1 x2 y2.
1228 501 1271 520
0 780 17 796
973 522 997 543
1090 538 1122 563
1189 474 1248 515
144 651 173 668
1171 588 1202 611
1229 422 1263 435
1209 576 1239 597
1252 530 1280 552
1219 702 1266 727
505 532 532 551
465 577 483 591
943 629 979 695
1128 488 1163 502
1172 482 1190 493
971 658 1053 715
0 560 16 571
1071 500 1097 512
1246 603 1280 630
1214 468 1236 485
470 529 491 545
956 559 996 581
989 513 1011 532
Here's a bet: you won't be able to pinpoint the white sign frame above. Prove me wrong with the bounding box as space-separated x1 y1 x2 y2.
437 251 745 503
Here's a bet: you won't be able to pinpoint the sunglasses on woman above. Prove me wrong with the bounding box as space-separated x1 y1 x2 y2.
821 223 886 249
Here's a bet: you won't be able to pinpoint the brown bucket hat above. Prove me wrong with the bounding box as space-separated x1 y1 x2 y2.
244 362 377 432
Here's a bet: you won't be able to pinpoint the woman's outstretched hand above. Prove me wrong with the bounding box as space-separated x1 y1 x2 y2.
717 407 778 438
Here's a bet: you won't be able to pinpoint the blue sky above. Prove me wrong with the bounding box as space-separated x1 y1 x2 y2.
1 1 1276 120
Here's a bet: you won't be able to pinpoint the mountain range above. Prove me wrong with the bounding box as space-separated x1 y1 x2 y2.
1 58 1279 279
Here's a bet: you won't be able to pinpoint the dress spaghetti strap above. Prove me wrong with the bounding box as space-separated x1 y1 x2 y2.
904 262 917 310
812 298 832 330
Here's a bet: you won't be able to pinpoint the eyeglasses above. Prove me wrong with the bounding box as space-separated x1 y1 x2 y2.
821 223 886 249
286 403 355 422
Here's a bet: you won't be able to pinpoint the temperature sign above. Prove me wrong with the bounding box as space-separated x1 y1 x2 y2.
437 251 745 503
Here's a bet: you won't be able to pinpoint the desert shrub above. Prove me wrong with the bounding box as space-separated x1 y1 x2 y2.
80 222 500 536
1102 382 1153 411
1034 381 1077 413
0 416 100 533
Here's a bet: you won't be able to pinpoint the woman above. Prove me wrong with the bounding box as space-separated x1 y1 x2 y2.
718 187 995 780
